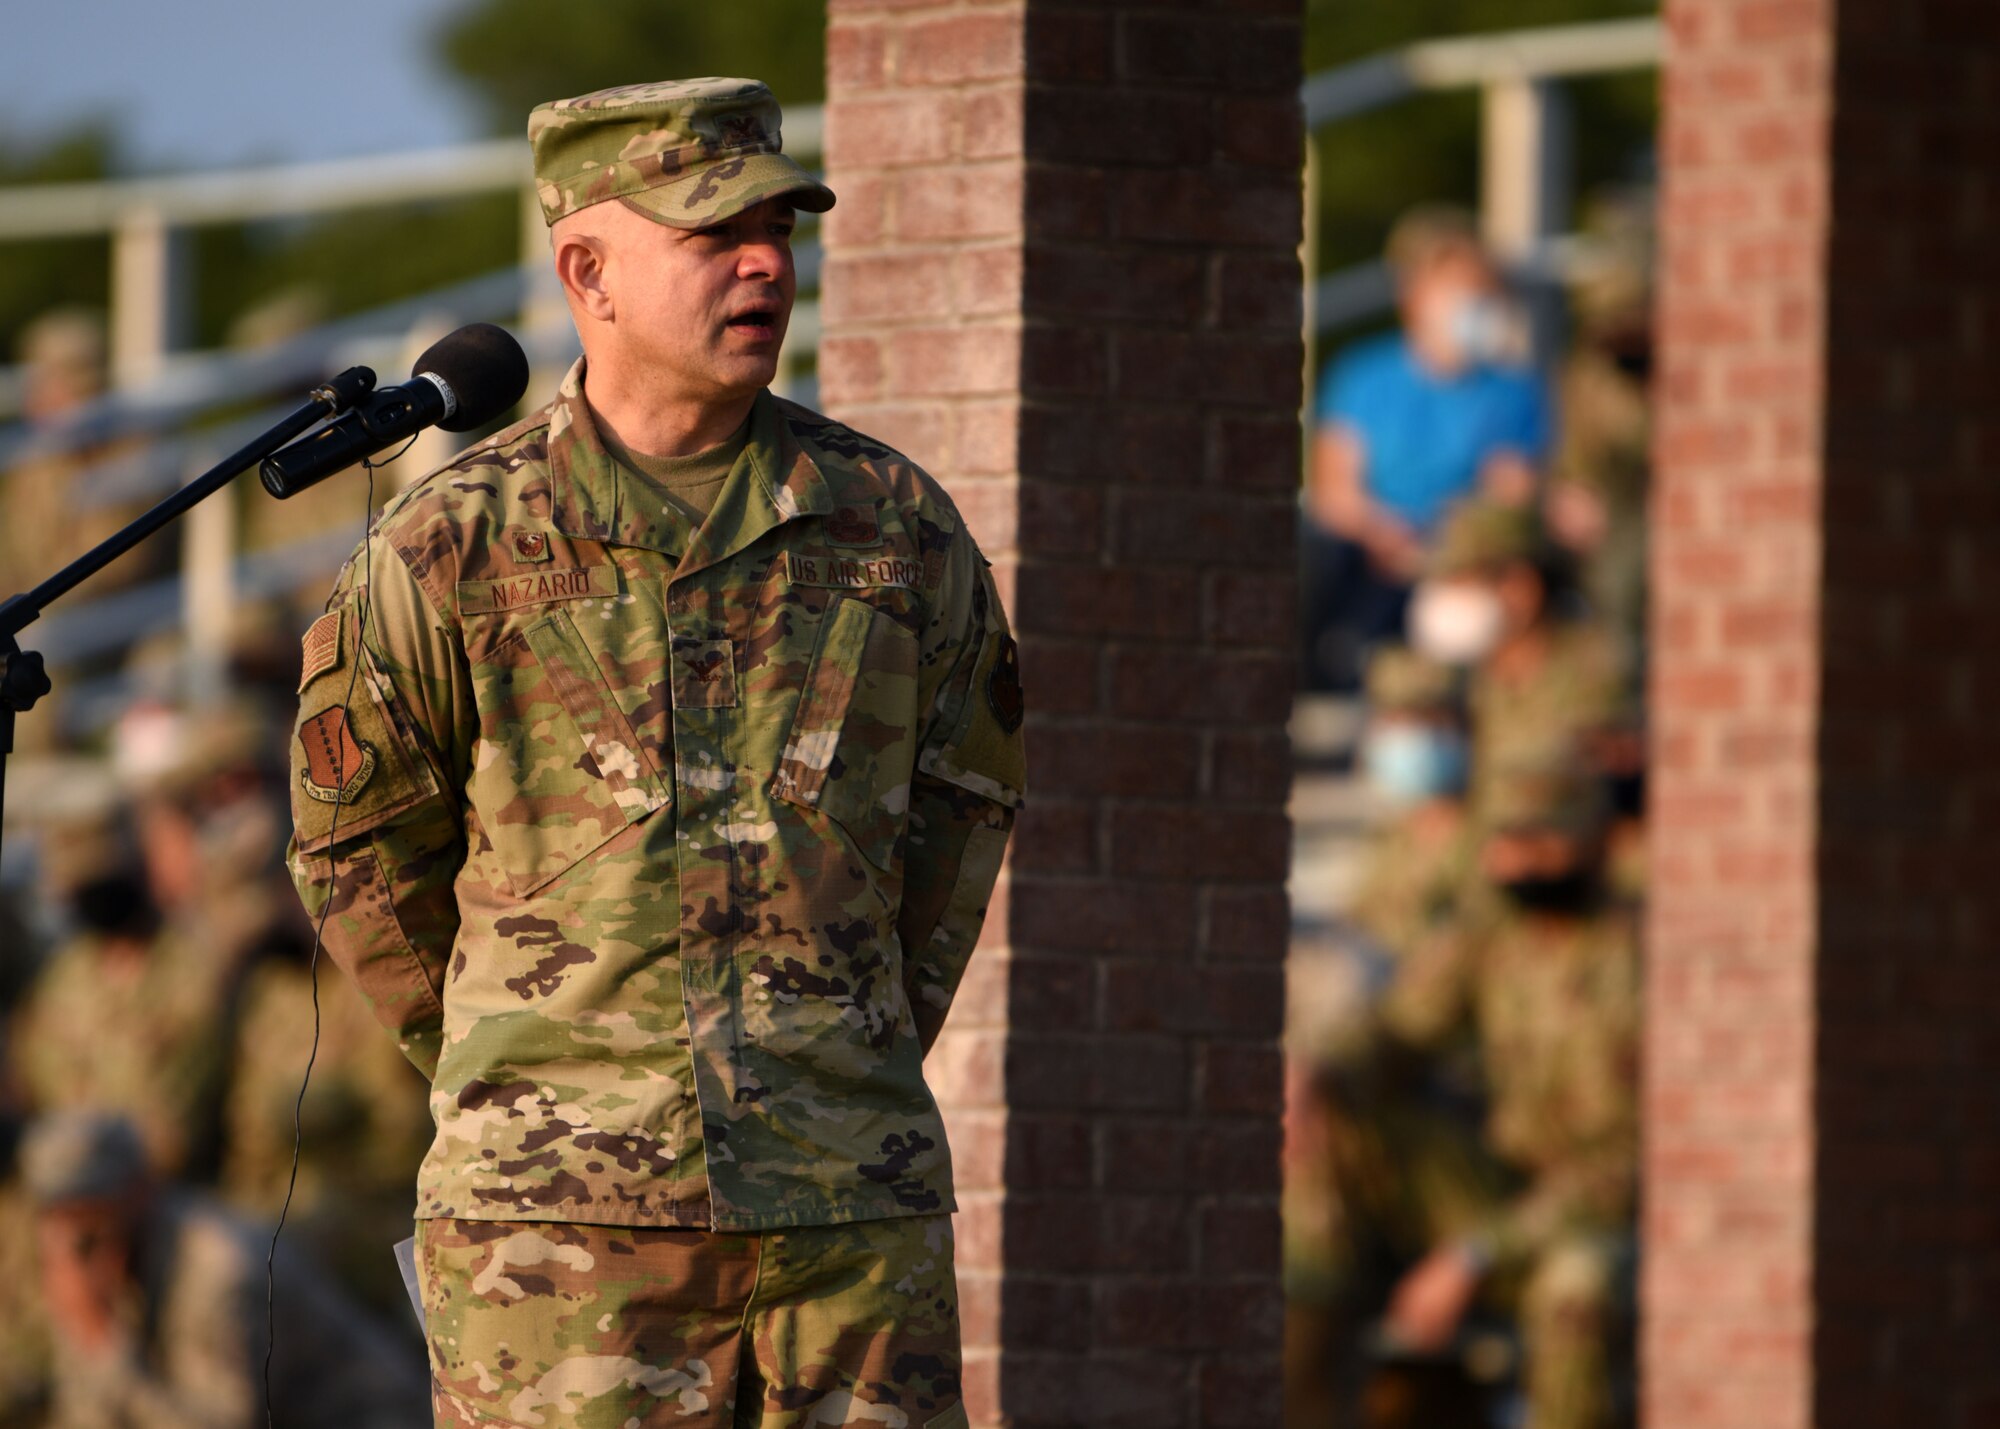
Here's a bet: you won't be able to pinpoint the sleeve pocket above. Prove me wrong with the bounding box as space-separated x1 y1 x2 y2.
772 595 921 871
292 607 441 856
917 630 1025 810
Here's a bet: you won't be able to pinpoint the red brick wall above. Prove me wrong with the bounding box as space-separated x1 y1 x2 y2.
1647 3 1830 1424
1649 1 2000 1425
822 4 1302 1424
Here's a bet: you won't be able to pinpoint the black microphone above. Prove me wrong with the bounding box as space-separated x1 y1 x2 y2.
260 323 530 500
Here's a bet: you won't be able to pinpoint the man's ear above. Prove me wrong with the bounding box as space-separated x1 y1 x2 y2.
553 227 614 322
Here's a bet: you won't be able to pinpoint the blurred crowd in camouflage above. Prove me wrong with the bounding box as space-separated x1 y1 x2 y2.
1287 201 1652 1429
0 308 432 1424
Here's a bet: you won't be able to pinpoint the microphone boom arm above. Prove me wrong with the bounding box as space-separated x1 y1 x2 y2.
0 365 376 869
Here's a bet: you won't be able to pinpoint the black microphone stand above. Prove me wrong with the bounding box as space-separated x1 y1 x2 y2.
0 367 377 870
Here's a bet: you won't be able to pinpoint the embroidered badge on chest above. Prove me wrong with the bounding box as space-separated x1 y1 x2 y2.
671 637 738 709
298 706 376 803
826 504 881 547
298 609 342 692
513 530 553 563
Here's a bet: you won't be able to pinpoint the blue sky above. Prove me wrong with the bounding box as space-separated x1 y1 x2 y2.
0 0 482 172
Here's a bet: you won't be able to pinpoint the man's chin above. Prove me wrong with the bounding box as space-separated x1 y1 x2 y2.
711 350 783 395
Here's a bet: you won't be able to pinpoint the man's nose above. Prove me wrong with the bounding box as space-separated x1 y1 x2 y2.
738 237 792 282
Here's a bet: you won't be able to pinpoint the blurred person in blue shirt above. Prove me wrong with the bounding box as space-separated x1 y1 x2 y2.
1302 206 1551 692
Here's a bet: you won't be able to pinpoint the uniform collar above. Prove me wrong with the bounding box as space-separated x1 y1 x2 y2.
546 356 832 575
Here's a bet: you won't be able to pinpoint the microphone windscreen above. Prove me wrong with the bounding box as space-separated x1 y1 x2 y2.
415 323 530 433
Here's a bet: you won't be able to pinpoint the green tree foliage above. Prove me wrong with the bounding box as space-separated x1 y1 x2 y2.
0 3 1653 379
434 0 831 131
0 0 838 390
1305 0 1658 279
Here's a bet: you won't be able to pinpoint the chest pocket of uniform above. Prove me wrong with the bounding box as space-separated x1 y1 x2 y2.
468 609 671 896
771 595 920 872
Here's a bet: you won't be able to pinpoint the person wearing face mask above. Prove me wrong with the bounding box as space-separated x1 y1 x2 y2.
1546 202 1655 668
9 800 237 1186
1374 748 1639 1429
1285 647 1520 1425
1350 647 1473 961
1408 501 1636 829
1300 206 1551 692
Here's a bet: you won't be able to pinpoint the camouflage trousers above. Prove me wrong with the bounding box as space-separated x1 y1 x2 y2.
1516 1230 1631 1429
416 1214 964 1429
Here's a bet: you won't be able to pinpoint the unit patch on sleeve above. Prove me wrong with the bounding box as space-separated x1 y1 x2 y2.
298 706 376 803
298 609 342 692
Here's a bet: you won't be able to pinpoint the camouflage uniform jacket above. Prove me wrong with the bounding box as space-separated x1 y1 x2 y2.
1468 621 1632 822
286 360 1025 1232
1347 802 1473 961
1381 894 1640 1274
10 930 235 1178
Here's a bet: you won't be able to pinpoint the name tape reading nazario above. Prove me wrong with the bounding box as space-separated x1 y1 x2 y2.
457 564 620 615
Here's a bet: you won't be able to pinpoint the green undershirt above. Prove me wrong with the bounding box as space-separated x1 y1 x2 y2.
599 413 749 525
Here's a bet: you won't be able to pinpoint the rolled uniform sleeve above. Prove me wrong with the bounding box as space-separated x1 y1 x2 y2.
896 526 1026 1053
286 531 470 1080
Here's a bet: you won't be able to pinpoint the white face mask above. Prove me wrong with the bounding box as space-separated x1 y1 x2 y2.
1407 580 1504 666
1361 723 1470 809
1447 294 1514 366
1417 287 1511 367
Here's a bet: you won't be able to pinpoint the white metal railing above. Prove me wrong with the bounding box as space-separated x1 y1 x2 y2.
1302 17 1662 129
0 109 824 720
1296 16 1662 477
1304 16 1662 335
0 106 824 238
0 141 529 240
1 17 1664 714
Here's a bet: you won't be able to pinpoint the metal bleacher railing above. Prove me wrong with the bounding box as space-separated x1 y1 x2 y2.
0 17 1662 712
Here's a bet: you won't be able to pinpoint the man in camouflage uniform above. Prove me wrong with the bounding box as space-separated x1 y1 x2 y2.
1286 648 1500 1425
1374 751 1640 1429
1546 203 1654 660
22 1110 428 1427
1349 647 1475 960
10 800 237 1181
1416 501 1636 826
287 78 1023 1429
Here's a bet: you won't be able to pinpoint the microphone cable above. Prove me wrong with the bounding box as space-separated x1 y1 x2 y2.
262 433 417 1426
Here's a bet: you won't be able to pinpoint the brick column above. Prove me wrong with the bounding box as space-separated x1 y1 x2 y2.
820 5 1302 1425
1648 2 2000 1425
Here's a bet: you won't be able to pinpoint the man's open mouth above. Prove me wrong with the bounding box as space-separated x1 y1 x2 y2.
727 311 778 332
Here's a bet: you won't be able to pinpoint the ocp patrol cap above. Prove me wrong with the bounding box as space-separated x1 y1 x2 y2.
1365 645 1458 715
529 78 835 230
1429 500 1546 578
1482 741 1610 838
